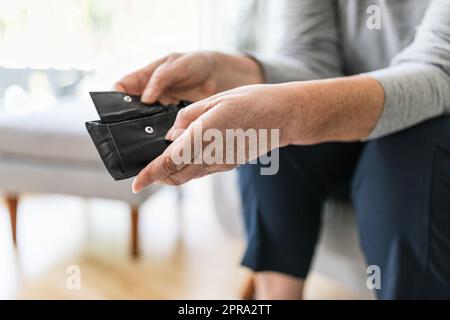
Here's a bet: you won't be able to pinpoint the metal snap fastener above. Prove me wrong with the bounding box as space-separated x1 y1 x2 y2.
123 95 132 102
145 126 154 135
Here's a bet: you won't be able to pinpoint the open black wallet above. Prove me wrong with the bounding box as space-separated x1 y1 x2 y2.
85 91 191 180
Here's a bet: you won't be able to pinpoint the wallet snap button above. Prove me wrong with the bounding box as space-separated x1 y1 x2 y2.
123 95 132 102
145 126 154 135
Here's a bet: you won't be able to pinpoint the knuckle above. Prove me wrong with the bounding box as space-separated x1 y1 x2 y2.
209 95 234 110
165 175 181 186
151 68 167 84
201 161 211 171
211 96 225 106
162 156 178 175
159 96 172 106
205 164 231 176
114 80 127 92
202 100 217 113
194 164 211 178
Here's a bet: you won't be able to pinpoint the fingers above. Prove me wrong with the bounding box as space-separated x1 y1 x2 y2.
158 93 180 106
158 162 235 186
141 59 185 104
132 130 193 192
112 82 127 92
132 153 182 193
114 52 214 105
157 164 205 186
113 57 167 95
133 153 232 191
165 98 216 141
131 113 237 191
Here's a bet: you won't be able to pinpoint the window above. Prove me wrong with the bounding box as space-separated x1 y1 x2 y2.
0 0 241 113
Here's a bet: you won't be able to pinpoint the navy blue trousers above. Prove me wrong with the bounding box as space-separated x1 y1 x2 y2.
237 116 450 299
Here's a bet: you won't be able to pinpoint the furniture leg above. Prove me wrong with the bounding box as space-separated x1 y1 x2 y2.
130 205 140 259
6 195 19 246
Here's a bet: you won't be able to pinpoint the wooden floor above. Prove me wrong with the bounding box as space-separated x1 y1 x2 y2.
0 178 362 300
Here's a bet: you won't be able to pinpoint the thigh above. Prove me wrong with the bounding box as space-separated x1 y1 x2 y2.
238 141 364 214
238 142 363 277
352 115 450 299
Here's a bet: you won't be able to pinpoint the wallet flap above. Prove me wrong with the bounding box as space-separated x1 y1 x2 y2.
89 91 183 124
86 92 191 180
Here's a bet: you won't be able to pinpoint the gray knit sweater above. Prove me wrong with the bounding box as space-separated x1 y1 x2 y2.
253 0 450 139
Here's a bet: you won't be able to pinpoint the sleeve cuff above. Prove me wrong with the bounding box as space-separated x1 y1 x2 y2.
366 63 448 139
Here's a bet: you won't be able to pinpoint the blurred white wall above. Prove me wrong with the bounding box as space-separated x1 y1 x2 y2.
0 0 244 97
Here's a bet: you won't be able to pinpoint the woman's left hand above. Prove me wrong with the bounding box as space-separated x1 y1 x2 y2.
131 83 297 192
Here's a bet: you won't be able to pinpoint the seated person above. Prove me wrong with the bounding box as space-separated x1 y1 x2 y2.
114 0 450 299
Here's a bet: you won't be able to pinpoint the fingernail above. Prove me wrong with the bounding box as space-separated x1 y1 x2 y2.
132 178 141 193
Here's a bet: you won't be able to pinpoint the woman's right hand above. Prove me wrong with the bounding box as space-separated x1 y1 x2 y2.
113 51 264 105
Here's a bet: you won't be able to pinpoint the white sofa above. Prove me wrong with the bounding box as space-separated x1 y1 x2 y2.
0 103 160 257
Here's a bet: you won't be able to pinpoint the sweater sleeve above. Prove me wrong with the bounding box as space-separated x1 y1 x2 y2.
367 0 450 139
250 0 343 83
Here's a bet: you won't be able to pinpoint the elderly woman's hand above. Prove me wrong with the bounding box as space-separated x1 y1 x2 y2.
131 84 297 192
113 51 263 105
130 74 386 192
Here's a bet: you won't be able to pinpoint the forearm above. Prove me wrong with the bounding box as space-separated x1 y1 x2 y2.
210 52 264 92
284 76 385 145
